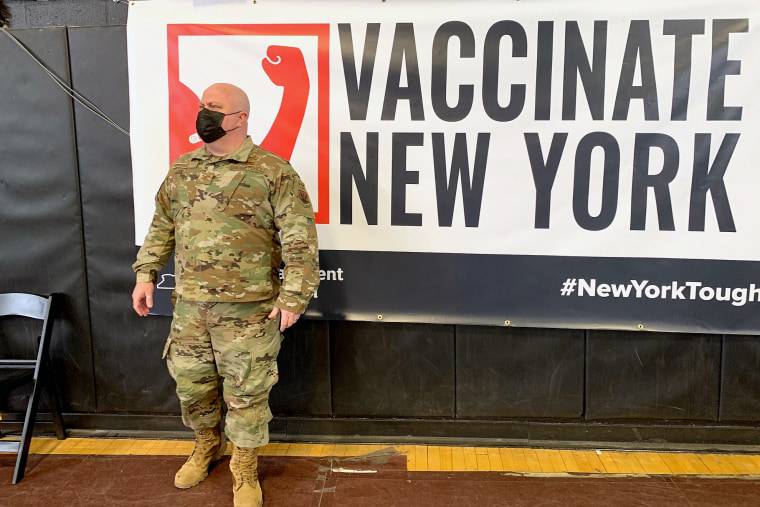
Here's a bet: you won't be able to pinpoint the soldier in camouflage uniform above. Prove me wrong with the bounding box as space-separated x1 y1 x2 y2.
132 83 319 507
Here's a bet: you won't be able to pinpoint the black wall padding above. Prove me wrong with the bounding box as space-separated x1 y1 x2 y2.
456 326 585 418
0 27 96 412
66 25 180 414
331 322 456 418
719 335 760 422
269 320 332 416
585 331 721 421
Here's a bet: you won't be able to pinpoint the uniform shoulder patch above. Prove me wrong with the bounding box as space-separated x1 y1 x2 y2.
298 187 311 207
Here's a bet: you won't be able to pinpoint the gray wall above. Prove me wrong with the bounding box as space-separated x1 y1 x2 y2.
4 0 127 29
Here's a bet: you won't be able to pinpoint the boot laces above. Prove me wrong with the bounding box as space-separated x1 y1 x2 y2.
233 447 258 486
189 427 218 461
196 427 216 443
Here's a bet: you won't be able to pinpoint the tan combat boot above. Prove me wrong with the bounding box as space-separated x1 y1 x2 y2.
174 425 227 489
230 444 263 507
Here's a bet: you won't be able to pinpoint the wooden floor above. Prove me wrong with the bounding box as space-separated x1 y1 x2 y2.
7 438 760 476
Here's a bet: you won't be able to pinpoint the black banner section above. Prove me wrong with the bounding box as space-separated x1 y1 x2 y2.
306 252 760 333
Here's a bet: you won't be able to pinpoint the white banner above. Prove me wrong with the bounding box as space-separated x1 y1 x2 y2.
128 0 760 261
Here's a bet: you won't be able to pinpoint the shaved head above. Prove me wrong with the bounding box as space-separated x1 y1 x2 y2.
202 83 250 114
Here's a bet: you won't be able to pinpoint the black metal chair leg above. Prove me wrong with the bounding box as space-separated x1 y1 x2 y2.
12 377 42 484
1 293 64 484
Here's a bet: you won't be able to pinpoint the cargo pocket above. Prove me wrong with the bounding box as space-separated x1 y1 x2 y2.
236 331 280 396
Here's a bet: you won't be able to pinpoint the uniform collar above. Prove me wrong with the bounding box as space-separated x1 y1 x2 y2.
191 136 254 163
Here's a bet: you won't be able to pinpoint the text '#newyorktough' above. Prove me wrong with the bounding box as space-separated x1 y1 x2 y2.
560 278 759 307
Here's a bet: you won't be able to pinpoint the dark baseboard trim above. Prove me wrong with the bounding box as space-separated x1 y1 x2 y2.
3 413 760 452
278 417 760 452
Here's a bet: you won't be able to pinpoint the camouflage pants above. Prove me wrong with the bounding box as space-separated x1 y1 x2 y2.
164 297 281 448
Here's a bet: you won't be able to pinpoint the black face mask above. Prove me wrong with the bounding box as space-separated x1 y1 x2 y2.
195 108 241 144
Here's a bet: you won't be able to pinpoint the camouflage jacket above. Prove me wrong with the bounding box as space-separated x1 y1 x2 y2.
133 137 319 314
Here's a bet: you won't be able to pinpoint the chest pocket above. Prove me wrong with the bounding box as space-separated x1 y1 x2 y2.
225 171 272 218
175 165 245 213
209 171 246 212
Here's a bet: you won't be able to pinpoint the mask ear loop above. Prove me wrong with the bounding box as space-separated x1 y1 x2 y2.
224 111 246 134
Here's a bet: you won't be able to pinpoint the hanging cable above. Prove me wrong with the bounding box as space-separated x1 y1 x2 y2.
0 26 130 137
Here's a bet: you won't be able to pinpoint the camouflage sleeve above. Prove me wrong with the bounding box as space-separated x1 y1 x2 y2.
132 176 176 282
272 164 319 314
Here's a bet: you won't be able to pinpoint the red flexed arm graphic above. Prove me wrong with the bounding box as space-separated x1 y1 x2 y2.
168 80 202 163
260 45 310 161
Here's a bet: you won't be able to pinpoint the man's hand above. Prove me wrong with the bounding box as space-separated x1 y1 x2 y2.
132 282 155 316
268 306 301 332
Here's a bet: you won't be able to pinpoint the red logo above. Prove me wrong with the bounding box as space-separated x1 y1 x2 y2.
167 24 329 223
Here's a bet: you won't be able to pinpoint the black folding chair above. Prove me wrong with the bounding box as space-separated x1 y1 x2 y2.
0 293 65 484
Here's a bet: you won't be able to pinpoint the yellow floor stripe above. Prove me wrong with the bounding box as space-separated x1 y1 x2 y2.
284 443 311 457
451 445 465 471
427 445 441 471
486 447 503 472
525 448 542 472
597 451 620 474
511 447 530 472
618 451 642 474
475 447 490 471
558 449 581 473
748 455 760 472
498 447 516 471
550 449 568 473
632 452 657 474
439 446 453 471
572 450 602 473
463 446 478 471
4 437 760 476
